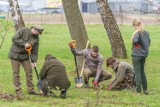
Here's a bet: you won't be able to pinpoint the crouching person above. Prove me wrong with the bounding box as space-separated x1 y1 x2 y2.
106 57 135 90
70 45 112 88
38 54 70 98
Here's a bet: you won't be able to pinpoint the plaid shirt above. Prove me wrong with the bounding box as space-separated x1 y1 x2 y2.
75 49 103 81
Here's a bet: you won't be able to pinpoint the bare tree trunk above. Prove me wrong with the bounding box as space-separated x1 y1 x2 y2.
62 0 90 71
97 0 127 58
9 0 25 30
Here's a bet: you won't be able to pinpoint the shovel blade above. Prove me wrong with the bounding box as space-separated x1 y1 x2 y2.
74 77 83 88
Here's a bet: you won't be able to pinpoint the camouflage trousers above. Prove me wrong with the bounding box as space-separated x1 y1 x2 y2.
113 76 135 90
83 67 112 84
11 60 35 94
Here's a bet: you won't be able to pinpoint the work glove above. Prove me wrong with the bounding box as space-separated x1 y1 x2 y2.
37 80 42 90
134 43 140 48
68 43 74 48
93 81 99 87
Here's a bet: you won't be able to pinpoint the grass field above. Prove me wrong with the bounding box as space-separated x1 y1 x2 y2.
0 20 160 107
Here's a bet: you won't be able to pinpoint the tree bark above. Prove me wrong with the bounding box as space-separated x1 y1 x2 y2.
9 0 25 30
96 0 127 58
62 0 90 71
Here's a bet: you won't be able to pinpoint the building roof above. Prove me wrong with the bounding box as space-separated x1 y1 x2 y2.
81 0 96 3
81 0 146 3
108 0 143 2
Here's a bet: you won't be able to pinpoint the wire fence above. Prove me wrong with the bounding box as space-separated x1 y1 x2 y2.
1 11 160 25
1 1 160 49
1 0 160 25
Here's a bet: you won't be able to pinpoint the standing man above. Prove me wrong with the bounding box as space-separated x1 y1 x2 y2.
131 19 150 94
70 45 112 88
38 54 70 99
106 57 135 90
8 25 44 99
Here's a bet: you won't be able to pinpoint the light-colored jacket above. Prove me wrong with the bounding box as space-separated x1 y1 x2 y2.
74 49 103 81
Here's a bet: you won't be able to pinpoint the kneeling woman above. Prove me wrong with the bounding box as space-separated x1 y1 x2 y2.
106 57 135 90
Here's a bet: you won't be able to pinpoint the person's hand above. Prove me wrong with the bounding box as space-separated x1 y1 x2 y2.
68 43 76 54
25 43 31 48
107 84 112 90
68 41 77 55
31 62 36 67
68 43 74 48
93 81 99 87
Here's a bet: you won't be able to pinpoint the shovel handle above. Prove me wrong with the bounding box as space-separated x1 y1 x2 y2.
80 40 90 77
74 54 79 78
34 66 40 80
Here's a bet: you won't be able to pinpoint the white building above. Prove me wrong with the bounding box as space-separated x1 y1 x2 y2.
79 0 159 14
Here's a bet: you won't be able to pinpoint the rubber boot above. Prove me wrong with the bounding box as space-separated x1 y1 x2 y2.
60 90 66 99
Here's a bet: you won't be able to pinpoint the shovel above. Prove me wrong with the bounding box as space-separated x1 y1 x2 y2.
69 40 90 88
69 40 83 88
25 45 43 95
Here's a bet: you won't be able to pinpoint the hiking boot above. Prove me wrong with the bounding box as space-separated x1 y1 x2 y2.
143 91 149 95
59 90 66 99
28 91 39 95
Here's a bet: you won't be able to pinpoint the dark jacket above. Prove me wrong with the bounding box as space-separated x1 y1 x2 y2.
132 30 150 57
8 27 39 62
39 56 70 90
112 61 135 89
